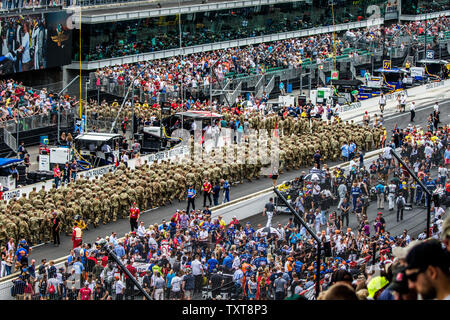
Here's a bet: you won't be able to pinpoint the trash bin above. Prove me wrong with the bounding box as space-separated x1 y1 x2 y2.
287 84 292 93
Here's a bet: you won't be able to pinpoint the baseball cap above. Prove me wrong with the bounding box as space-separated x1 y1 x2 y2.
406 240 450 271
367 276 389 299
392 240 423 260
387 266 409 294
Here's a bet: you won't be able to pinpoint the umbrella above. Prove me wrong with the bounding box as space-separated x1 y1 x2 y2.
255 227 281 238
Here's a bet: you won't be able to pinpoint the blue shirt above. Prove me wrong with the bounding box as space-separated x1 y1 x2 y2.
341 144 349 157
349 143 356 153
375 184 385 193
254 257 268 268
114 245 126 258
187 188 196 198
166 272 175 288
206 258 219 273
222 255 233 269
351 187 362 197
15 248 27 261
73 261 84 274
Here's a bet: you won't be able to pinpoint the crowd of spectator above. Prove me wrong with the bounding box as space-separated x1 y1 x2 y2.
5 118 449 300
0 79 76 124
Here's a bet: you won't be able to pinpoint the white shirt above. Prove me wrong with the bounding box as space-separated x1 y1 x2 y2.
21 33 31 64
438 167 447 177
137 225 146 237
410 103 415 111
191 259 203 276
349 159 356 172
199 230 208 241
171 276 182 292
424 146 434 158
384 147 392 159
115 280 125 294
401 95 406 104
434 103 439 112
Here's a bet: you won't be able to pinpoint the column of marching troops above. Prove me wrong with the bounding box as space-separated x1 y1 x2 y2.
0 114 384 246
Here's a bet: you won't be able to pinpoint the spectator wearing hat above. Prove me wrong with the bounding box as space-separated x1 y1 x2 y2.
11 275 26 300
387 265 417 300
392 240 423 266
405 240 450 300
366 276 389 300
182 267 195 300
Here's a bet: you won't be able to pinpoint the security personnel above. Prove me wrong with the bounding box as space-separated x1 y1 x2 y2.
186 185 196 213
129 202 140 232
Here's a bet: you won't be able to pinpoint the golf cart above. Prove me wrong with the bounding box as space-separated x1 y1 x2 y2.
416 59 449 81
73 132 122 169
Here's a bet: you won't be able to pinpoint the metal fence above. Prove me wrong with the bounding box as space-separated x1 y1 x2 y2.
3 128 17 151
265 75 275 96
0 108 74 133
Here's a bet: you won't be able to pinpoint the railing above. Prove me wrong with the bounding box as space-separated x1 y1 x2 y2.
255 75 265 98
0 2 63 13
0 108 74 133
264 75 276 96
350 62 356 80
227 81 242 105
318 69 326 86
3 128 17 152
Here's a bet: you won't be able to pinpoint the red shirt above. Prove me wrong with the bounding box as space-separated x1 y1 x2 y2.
129 207 140 219
53 167 61 178
203 182 212 193
124 264 137 279
101 255 108 267
79 287 91 300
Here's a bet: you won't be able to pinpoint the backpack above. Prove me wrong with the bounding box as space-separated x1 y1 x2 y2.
48 283 56 294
